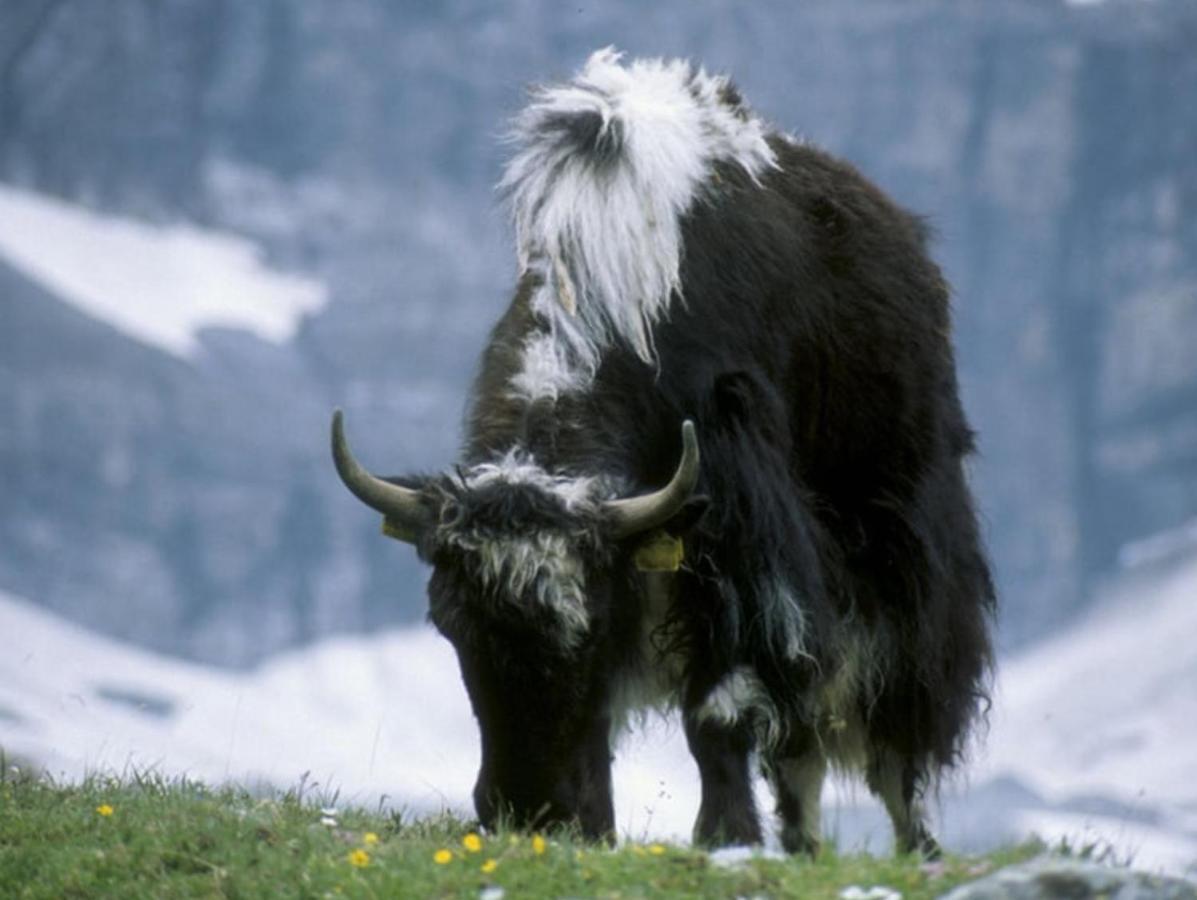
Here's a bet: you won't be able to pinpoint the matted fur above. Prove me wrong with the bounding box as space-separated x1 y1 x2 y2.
425 454 615 646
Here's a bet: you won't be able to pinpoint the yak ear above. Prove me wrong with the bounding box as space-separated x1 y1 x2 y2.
661 495 710 536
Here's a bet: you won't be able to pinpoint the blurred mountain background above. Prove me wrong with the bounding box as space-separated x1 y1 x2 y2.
2 0 1196 667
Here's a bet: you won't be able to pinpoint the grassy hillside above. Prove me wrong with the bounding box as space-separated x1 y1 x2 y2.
0 764 1040 899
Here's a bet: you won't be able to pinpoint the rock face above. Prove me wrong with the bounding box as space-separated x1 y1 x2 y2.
940 858 1197 900
1 1 1195 662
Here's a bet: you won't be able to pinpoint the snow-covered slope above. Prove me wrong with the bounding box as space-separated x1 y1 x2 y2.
0 184 325 357
0 590 700 840
0 591 478 816
973 549 1197 873
3 549 1196 870
987 565 1196 806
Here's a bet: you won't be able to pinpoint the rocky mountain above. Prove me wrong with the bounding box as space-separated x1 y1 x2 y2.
1 0 1194 662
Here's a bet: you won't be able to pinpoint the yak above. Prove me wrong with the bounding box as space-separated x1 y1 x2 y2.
331 48 995 856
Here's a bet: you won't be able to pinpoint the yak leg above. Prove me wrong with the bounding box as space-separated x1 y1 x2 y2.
767 729 826 856
577 718 616 843
866 750 940 858
683 712 762 847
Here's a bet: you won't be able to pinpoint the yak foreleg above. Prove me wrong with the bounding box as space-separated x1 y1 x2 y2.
682 712 762 847
765 728 826 856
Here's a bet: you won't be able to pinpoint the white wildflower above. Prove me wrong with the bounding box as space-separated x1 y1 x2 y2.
839 886 902 900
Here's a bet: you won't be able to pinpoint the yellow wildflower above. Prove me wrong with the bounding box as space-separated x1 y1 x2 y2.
363 832 379 846
347 849 370 868
433 849 453 865
462 832 483 853
95 804 114 817
532 834 547 855
481 858 498 874
631 845 647 856
649 843 666 856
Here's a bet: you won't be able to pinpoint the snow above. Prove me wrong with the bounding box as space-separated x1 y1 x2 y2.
1118 516 1197 569
0 590 699 840
974 551 1197 873
3 549 1196 871
0 184 326 358
984 559 1197 806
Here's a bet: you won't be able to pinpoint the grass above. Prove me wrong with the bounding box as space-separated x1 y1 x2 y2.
0 761 1042 899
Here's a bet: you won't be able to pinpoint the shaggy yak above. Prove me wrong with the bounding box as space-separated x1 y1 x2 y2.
332 49 994 856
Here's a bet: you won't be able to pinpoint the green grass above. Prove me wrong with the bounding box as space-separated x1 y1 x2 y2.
0 762 1041 899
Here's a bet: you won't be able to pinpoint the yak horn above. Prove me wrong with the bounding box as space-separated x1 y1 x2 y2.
331 409 431 541
603 420 700 539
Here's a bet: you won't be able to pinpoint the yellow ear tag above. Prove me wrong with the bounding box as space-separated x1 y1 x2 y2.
634 531 685 573
380 516 419 543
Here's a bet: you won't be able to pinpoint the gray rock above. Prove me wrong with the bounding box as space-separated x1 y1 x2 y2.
939 857 1197 900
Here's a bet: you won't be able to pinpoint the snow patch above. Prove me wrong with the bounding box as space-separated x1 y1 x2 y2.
1118 516 1197 569
0 183 326 358
974 549 1197 874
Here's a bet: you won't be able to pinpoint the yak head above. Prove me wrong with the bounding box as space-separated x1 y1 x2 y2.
330 410 698 839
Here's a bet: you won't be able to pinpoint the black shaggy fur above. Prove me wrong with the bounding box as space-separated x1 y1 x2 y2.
346 73 995 854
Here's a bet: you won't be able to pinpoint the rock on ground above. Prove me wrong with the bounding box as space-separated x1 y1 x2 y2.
939 857 1197 900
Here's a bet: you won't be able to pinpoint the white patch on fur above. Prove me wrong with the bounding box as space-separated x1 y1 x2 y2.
697 665 783 750
450 452 624 646
442 522 590 646
476 532 590 644
507 331 586 402
502 47 777 401
698 666 766 722
463 450 600 511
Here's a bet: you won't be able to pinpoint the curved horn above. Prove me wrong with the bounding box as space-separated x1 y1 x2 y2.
330 409 431 540
603 420 700 539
